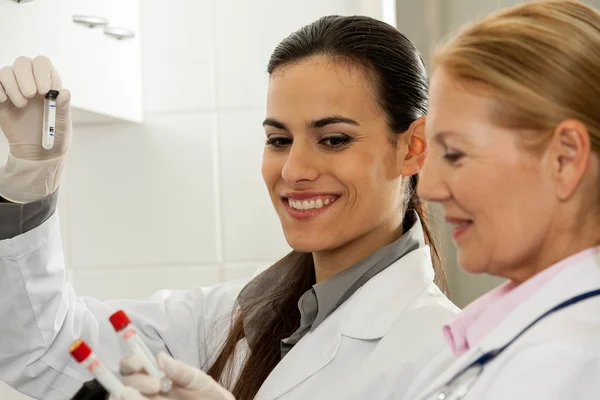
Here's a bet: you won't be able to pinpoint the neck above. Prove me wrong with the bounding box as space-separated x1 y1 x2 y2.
508 218 600 285
312 215 405 282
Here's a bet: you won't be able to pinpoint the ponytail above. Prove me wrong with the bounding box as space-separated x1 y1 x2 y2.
207 252 314 400
407 174 448 294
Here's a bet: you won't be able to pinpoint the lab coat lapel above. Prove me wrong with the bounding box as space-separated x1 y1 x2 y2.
419 251 600 398
254 303 346 400
341 246 435 339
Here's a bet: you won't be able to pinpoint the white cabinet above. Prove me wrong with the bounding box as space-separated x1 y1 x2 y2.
0 0 143 123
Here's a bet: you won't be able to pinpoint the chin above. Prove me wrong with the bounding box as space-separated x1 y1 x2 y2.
284 234 333 253
457 251 489 275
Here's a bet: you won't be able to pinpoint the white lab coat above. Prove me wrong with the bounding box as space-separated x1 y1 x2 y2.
0 213 459 400
407 248 600 400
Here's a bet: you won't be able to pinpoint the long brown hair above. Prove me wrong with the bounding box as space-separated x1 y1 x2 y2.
207 15 447 400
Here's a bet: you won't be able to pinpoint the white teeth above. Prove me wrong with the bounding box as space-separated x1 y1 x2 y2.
288 197 336 211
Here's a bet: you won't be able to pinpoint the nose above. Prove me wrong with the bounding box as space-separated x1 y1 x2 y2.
281 141 320 185
417 153 451 203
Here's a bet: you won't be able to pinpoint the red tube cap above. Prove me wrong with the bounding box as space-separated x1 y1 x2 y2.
109 310 131 332
70 339 92 363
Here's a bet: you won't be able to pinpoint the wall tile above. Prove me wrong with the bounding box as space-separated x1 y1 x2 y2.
140 0 215 112
69 114 219 268
213 0 358 108
223 262 273 281
217 110 292 262
71 265 221 301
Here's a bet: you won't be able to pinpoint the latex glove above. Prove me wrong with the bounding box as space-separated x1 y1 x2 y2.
0 55 72 203
116 352 236 400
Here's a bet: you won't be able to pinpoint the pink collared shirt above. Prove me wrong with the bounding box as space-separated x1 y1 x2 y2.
443 246 600 356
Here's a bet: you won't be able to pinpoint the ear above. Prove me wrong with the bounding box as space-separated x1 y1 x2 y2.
399 116 429 176
547 119 591 201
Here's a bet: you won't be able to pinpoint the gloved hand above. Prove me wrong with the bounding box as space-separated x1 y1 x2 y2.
115 352 236 400
0 55 72 203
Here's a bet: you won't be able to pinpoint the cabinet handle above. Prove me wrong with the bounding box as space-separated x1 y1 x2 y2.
12 0 36 3
73 15 109 28
103 27 136 40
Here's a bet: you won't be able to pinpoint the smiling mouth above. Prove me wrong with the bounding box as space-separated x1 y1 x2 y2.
286 196 338 211
448 220 473 240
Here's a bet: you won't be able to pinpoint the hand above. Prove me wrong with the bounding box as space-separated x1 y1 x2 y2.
0 56 72 203
0 55 71 160
116 353 236 400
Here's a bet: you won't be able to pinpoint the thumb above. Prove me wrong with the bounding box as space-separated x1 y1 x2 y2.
55 88 71 120
157 352 213 390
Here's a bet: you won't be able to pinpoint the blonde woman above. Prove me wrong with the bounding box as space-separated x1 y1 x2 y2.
411 1 600 399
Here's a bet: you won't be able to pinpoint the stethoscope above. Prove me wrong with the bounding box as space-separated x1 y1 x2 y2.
421 288 600 400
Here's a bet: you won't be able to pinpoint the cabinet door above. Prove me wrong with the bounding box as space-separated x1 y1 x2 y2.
0 0 143 123
68 0 143 122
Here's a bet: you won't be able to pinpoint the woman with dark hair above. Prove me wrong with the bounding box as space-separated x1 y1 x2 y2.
0 15 458 400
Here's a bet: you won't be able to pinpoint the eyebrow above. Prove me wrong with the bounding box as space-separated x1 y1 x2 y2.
433 131 457 144
262 115 360 131
309 115 360 129
262 118 288 130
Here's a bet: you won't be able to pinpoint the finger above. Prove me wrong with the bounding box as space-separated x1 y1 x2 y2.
12 57 36 99
32 55 62 94
121 374 162 395
120 354 146 375
157 352 197 389
54 88 71 120
0 81 7 103
110 387 151 400
0 66 27 108
49 61 63 90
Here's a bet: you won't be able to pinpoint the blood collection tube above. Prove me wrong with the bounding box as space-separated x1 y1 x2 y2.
42 90 58 150
69 339 125 398
109 310 173 393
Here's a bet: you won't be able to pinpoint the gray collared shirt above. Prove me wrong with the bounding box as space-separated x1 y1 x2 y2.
279 210 425 358
0 191 58 240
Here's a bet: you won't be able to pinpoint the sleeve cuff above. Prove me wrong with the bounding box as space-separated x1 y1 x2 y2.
0 190 59 240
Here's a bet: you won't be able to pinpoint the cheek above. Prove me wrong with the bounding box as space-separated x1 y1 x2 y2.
345 156 401 216
456 165 552 271
344 156 382 199
261 152 281 188
449 164 529 212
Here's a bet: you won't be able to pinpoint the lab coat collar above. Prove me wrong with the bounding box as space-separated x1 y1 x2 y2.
255 306 345 400
422 248 600 395
340 246 436 339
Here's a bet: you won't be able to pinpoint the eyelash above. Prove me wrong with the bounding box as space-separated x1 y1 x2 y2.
443 150 465 164
265 134 352 150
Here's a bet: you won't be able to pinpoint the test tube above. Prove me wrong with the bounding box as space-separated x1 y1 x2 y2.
109 310 173 393
69 339 125 398
42 90 59 150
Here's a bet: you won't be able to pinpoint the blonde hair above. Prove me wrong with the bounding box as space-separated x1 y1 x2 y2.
433 0 600 152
